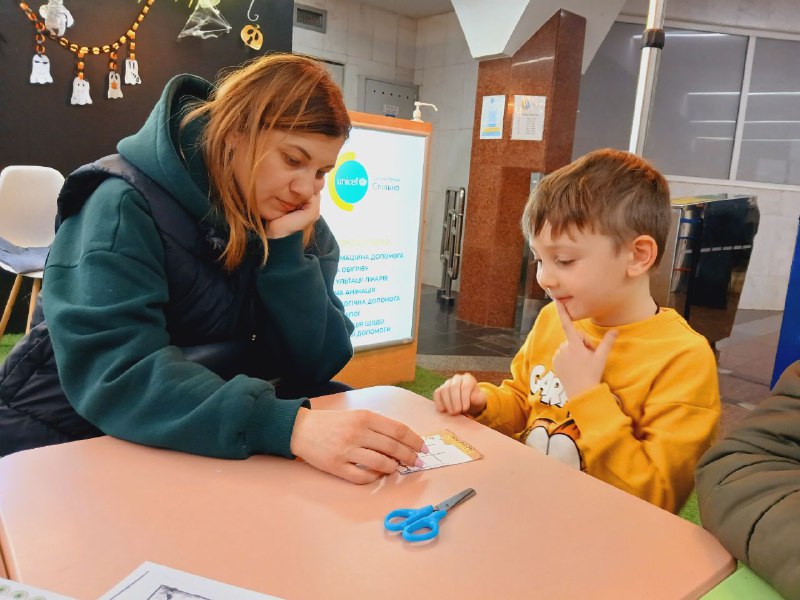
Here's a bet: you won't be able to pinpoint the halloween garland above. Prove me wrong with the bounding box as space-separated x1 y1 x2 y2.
19 0 155 105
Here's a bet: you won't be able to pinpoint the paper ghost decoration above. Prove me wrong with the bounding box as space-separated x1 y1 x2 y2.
125 59 141 85
30 54 54 84
107 71 123 99
70 76 92 105
39 0 74 37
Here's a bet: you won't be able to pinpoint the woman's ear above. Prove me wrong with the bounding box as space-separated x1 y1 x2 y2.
627 234 658 277
225 133 243 157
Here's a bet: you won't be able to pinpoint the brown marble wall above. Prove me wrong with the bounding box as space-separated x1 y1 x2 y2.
457 10 586 327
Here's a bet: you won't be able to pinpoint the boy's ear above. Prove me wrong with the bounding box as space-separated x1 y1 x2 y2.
626 234 658 277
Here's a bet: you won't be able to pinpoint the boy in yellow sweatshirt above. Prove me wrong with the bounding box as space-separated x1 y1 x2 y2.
434 149 720 513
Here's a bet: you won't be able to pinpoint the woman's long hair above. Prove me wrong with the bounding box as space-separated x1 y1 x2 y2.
182 53 351 272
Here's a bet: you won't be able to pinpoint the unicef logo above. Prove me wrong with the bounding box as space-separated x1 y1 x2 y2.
328 152 369 211
334 160 368 203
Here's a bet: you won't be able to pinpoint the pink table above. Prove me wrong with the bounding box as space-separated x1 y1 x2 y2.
0 386 734 599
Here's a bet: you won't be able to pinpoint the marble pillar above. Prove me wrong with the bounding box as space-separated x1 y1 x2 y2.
457 10 586 327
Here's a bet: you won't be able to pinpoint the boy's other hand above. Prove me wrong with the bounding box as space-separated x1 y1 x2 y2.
433 373 488 416
553 299 618 398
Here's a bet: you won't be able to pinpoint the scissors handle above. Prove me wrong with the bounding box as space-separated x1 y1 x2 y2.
402 509 446 542
384 504 434 532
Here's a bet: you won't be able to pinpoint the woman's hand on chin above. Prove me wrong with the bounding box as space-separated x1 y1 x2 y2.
265 193 321 239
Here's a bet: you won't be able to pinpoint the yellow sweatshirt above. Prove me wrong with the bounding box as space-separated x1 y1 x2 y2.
475 303 720 513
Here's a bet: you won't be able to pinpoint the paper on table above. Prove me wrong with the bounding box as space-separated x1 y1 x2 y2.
0 577 76 600
97 562 283 600
398 430 482 475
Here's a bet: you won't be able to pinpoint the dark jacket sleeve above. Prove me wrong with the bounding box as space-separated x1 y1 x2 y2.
44 180 309 460
695 360 800 600
254 216 354 384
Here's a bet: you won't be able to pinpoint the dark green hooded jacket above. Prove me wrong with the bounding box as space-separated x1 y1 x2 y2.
696 360 800 599
39 74 354 459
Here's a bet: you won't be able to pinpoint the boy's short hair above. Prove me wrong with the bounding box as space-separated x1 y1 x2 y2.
522 148 671 266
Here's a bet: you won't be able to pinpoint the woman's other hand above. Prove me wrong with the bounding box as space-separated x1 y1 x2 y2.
289 408 426 484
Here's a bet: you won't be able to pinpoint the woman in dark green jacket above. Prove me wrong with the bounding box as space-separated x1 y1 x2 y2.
696 360 800 599
1 53 425 483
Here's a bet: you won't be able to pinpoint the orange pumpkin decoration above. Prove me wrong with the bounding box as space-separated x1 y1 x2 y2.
240 24 263 50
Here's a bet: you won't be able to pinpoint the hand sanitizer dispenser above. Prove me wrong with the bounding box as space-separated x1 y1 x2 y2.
412 101 438 122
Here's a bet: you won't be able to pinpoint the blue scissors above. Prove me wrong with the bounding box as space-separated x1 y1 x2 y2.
384 488 476 542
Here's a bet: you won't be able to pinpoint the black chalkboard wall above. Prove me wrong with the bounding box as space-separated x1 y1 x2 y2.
0 0 294 333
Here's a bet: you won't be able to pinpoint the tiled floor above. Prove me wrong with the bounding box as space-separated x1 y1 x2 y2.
416 285 782 437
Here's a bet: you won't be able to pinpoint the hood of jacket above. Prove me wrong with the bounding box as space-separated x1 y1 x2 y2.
117 74 218 225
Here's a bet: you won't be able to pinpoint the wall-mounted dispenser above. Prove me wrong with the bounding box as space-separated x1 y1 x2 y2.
412 101 438 122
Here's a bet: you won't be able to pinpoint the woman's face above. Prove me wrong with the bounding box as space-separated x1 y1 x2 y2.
231 129 344 223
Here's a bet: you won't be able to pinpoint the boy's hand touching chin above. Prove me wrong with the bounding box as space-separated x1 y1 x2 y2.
552 299 618 398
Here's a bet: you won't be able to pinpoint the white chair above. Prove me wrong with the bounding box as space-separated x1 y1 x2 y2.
0 165 64 342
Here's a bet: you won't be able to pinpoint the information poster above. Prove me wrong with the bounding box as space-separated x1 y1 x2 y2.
320 126 427 350
511 95 546 141
479 95 505 139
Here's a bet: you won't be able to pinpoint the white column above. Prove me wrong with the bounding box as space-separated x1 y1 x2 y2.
629 0 667 156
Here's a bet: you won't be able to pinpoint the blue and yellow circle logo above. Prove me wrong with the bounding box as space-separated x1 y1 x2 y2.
328 152 368 211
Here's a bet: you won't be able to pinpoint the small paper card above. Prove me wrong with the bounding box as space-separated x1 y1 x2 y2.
398 430 482 475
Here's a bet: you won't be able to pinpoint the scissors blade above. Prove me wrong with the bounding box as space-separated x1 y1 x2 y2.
434 488 476 512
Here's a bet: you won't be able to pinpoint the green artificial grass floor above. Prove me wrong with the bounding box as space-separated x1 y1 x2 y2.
397 366 446 401
0 333 22 363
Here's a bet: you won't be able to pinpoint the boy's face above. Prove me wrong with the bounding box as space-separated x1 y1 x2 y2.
531 222 634 326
